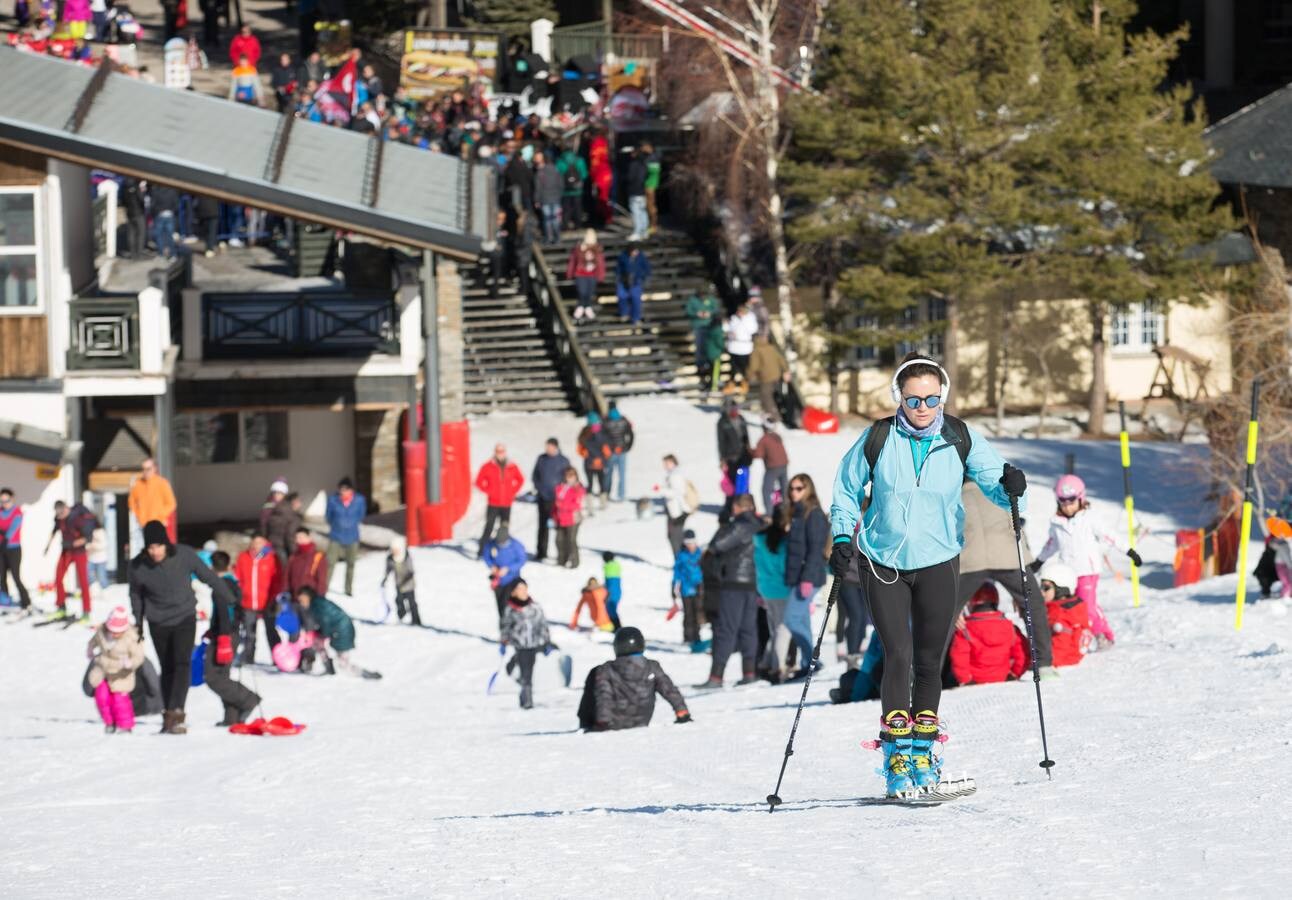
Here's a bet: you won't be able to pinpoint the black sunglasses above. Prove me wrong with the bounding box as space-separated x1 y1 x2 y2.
903 394 941 410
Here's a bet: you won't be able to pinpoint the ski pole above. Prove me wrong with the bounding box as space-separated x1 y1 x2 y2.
1118 403 1142 608
1008 490 1056 778
767 577 840 813
1236 380 1261 631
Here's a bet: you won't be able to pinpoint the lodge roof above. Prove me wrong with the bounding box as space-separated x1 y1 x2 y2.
1206 82 1292 188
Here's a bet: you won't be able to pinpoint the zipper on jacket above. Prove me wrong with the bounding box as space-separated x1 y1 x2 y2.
914 441 955 486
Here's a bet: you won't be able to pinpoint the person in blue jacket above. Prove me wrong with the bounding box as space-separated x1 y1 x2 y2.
829 353 1028 797
483 527 527 626
325 477 367 597
671 530 705 650
615 242 651 325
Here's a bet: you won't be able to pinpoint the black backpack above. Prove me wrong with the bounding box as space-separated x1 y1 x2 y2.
862 415 972 474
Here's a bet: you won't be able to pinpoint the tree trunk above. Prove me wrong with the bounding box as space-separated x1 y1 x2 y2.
825 265 840 414
1087 300 1108 437
943 295 959 415
995 301 1010 433
1034 352 1051 440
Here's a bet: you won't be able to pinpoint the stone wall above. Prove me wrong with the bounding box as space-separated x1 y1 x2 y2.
437 258 464 423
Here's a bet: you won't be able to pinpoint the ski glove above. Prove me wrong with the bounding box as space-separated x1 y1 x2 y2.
798 582 814 599
1127 548 1143 567
829 539 854 578
999 463 1028 498
215 635 233 666
675 712 692 724
498 643 507 656
1027 559 1043 574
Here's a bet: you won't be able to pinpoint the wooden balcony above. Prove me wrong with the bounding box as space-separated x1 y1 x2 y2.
201 292 400 360
0 315 48 378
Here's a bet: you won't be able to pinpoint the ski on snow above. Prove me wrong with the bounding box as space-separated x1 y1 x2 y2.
881 777 977 806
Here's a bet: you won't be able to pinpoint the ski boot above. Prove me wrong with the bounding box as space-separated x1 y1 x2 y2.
909 710 945 791
864 710 915 798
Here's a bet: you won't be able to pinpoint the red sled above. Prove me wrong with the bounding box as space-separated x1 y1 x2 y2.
802 406 839 434
229 716 307 736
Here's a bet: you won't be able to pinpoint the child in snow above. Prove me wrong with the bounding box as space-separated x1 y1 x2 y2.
86 606 146 734
671 530 704 649
1263 517 1292 598
382 537 421 626
500 579 550 710
205 552 261 725
948 583 1030 685
1035 474 1140 649
295 587 373 678
570 577 613 632
1039 560 1089 667
602 551 623 629
577 627 692 731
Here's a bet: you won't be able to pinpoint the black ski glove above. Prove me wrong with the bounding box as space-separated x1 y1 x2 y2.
829 539 854 578
1127 548 1142 567
999 463 1027 498
675 712 693 724
1026 559 1043 574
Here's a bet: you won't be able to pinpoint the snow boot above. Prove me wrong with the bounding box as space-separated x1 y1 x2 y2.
104 724 116 734
166 710 187 735
909 710 943 791
879 710 916 797
693 677 722 691
218 705 238 727
408 599 423 627
519 684 533 709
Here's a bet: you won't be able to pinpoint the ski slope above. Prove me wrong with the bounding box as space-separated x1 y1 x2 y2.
1 398 1289 898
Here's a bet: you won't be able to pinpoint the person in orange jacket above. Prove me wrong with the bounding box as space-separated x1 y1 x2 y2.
571 577 613 631
948 583 1030 685
475 443 526 556
128 458 177 542
234 532 282 665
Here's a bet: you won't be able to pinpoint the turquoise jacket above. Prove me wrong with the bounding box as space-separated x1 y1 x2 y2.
830 419 1018 571
753 533 791 601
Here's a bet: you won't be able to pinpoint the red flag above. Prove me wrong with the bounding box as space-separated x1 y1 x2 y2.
313 57 357 124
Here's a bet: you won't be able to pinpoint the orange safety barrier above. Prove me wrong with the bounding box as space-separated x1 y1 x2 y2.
404 420 472 545
1174 529 1204 587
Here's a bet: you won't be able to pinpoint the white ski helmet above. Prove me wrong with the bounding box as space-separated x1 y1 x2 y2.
1038 560 1077 595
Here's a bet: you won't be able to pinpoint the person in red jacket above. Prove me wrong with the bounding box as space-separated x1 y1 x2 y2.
1039 559 1089 667
228 23 261 69
475 443 525 558
286 527 328 597
235 532 281 664
948 583 1030 685
565 229 606 322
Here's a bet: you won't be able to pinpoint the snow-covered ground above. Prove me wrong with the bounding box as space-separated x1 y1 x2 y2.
2 398 1289 898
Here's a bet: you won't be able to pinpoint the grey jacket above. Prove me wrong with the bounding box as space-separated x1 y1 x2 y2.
535 164 564 206
128 543 236 630
960 482 1033 572
592 656 687 729
711 511 761 588
383 553 415 593
502 600 550 650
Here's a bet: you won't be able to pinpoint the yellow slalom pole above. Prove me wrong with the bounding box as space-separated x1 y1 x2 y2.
1118 403 1142 608
1235 380 1261 631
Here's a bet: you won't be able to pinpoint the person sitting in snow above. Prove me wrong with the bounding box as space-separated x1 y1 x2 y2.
947 583 1031 686
205 551 261 725
577 626 692 731
295 587 377 678
381 537 421 626
1039 560 1088 667
86 606 147 734
483 527 527 626
570 576 613 632
499 579 550 710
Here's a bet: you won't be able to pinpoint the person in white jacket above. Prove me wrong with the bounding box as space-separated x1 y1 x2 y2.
723 303 760 388
658 454 691 556
1034 475 1141 648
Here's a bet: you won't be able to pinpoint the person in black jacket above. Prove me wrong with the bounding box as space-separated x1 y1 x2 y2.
204 551 261 726
531 438 571 562
121 178 147 259
716 397 751 524
784 473 830 679
695 494 763 689
128 520 238 734
603 400 634 503
578 627 692 730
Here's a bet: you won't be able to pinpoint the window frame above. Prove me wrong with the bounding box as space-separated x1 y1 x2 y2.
0 186 44 315
173 410 291 467
1110 301 1166 354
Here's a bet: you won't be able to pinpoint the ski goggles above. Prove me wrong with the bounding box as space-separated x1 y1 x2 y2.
902 394 941 410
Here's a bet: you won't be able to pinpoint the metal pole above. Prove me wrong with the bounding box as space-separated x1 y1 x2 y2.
406 375 418 443
422 249 441 504
1064 453 1075 476
1118 403 1142 608
1235 380 1261 630
1009 490 1056 777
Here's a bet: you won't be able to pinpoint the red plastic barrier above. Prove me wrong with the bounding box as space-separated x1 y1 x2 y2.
802 406 839 434
1174 529 1203 587
403 420 472 545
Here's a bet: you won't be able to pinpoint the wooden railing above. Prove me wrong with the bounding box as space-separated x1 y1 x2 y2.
551 25 663 63
529 248 607 418
201 292 399 359
67 297 139 370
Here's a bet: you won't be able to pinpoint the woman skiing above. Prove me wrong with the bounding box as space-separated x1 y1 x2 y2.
829 353 1027 798
1035 474 1140 649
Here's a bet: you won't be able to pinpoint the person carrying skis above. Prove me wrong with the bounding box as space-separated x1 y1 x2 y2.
381 537 420 626
829 353 1027 797
1034 474 1139 650
577 627 692 731
499 579 550 710
947 583 1031 686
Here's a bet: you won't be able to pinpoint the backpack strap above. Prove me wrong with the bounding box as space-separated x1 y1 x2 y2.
862 416 894 473
864 414 972 473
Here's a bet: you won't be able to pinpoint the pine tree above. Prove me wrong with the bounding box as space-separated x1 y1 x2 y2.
465 0 558 38
784 0 1232 428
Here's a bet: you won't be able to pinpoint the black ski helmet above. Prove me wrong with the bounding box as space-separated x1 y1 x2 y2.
613 626 645 657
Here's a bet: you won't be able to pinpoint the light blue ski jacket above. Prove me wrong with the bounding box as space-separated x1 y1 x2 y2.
830 420 1020 572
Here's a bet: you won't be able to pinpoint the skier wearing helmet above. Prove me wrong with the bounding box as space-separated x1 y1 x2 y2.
1033 474 1141 650
829 352 1028 799
1037 559 1090 666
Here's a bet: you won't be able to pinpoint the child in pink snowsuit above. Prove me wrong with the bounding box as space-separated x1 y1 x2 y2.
1036 475 1142 648
86 606 146 733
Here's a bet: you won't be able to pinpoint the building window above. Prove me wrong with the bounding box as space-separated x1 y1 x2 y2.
850 298 947 367
1267 1 1292 44
1111 302 1165 352
174 411 290 466
0 189 41 312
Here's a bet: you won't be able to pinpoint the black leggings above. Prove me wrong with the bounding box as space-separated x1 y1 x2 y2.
859 556 959 717
149 617 197 711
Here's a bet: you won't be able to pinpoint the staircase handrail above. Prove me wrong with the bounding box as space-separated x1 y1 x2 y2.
529 248 609 418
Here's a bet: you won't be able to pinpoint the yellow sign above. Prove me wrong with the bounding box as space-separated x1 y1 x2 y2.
35 464 59 481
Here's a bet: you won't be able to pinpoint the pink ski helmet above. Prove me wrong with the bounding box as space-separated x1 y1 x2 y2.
272 641 301 673
1054 474 1086 503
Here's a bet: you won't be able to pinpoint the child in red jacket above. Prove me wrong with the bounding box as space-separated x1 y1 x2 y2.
949 583 1030 685
1039 559 1089 667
